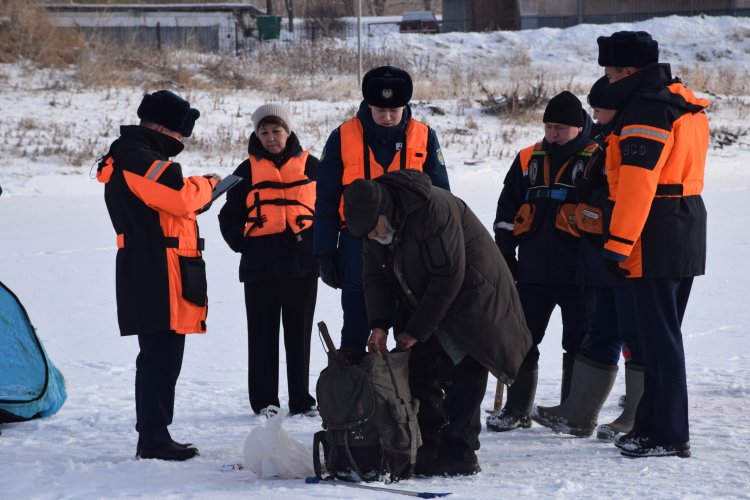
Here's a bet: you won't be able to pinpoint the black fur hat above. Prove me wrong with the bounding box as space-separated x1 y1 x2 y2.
137 90 201 137
362 66 413 108
597 31 659 68
543 91 584 127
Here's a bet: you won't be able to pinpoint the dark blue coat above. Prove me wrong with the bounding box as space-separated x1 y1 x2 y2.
313 101 450 290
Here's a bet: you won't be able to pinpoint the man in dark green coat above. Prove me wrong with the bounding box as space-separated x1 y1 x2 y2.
343 169 532 477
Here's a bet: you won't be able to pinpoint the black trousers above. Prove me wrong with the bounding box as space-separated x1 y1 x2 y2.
244 276 317 414
630 277 693 445
340 289 370 351
135 331 185 447
579 283 641 366
516 283 589 363
409 336 489 463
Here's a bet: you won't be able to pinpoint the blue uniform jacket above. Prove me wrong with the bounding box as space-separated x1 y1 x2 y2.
313 101 450 290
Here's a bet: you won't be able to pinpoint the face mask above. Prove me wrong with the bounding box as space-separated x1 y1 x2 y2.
373 217 395 245
374 232 394 245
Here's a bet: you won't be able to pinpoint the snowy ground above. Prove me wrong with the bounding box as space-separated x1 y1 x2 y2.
1 15 750 500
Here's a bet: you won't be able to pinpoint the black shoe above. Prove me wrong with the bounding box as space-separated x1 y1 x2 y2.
414 456 481 477
614 430 641 450
290 405 319 417
136 442 200 461
486 409 532 432
135 437 193 456
619 437 691 458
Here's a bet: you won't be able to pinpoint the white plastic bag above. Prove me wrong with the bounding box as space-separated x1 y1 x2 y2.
243 406 314 479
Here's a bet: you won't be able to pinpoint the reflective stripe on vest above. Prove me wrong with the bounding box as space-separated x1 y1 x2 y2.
244 152 316 237
338 117 429 221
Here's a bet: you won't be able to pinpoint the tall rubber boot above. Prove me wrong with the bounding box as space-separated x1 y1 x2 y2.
531 354 618 437
561 352 575 404
597 363 644 440
486 361 538 432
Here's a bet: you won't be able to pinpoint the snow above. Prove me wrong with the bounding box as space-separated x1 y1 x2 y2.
2 14 750 499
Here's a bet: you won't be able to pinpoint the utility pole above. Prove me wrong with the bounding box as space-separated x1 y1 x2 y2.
267 0 273 15
357 0 362 85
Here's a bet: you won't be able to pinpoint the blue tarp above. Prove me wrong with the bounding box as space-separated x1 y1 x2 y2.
0 280 66 422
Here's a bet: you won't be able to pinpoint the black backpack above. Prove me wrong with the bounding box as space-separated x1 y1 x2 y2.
312 322 421 482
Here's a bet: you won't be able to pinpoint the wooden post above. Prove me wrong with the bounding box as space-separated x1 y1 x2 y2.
493 378 505 411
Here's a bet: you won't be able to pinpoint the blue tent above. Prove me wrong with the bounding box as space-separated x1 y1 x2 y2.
0 280 66 423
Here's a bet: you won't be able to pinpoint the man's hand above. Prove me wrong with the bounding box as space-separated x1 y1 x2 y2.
316 253 340 289
368 328 389 354
395 332 417 351
605 258 630 279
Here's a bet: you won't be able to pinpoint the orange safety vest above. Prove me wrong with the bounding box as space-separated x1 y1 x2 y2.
244 152 316 237
337 117 429 220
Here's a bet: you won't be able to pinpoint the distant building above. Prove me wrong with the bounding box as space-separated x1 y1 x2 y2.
442 0 750 32
41 3 264 53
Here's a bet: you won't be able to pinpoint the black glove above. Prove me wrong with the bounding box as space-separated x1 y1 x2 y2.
605 258 630 280
502 253 518 281
317 253 340 289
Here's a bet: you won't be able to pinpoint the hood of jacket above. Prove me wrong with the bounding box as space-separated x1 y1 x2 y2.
374 169 432 223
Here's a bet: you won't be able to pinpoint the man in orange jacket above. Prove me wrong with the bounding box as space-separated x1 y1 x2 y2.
97 90 221 461
595 31 709 458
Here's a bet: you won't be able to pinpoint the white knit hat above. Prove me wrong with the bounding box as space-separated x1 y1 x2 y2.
251 103 293 132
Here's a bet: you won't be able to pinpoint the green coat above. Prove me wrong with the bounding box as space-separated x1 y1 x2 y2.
362 170 532 384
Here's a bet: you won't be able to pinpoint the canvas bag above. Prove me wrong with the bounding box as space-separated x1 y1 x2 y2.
312 322 421 483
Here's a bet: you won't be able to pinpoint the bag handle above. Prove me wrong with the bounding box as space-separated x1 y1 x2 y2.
317 321 337 353
318 321 350 365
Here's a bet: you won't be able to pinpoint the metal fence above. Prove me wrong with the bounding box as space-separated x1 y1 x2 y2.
518 0 750 30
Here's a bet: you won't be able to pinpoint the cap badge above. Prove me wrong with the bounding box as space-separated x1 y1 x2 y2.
381 88 394 99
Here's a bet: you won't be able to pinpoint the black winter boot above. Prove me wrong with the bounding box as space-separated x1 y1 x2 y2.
532 354 618 437
486 361 538 432
561 352 575 404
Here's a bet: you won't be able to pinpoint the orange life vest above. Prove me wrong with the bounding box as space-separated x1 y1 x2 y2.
244 152 316 237
337 117 429 221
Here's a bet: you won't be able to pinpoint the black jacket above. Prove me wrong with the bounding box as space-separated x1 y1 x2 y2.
494 118 605 285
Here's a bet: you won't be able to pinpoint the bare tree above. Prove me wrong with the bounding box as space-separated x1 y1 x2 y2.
285 0 293 32
304 0 350 38
370 0 387 16
423 0 432 10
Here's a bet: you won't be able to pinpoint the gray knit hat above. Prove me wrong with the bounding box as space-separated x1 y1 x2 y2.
251 103 293 132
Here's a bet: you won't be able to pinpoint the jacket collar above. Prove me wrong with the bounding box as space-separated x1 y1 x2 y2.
119 125 184 157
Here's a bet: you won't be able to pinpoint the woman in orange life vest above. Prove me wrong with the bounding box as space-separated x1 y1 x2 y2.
218 104 319 417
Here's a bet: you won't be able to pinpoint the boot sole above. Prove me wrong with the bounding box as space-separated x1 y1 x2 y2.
486 418 532 432
531 413 594 437
621 448 691 458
